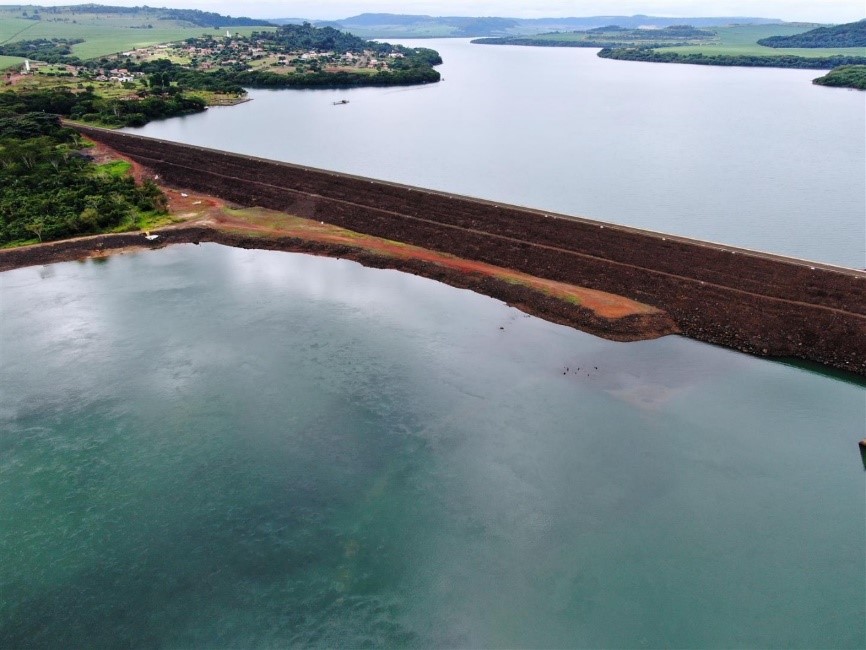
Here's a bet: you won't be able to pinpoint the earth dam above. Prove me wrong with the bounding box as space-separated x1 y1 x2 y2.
52 126 866 376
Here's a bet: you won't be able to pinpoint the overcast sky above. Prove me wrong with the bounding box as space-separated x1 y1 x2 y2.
30 1 866 23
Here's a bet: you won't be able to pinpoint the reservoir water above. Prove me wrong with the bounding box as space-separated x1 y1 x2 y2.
3 39 865 648
129 39 866 269
1 245 864 647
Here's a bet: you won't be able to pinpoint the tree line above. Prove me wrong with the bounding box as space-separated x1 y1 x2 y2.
758 19 866 48
0 85 207 128
0 39 85 66
597 47 866 69
0 113 168 245
812 65 866 90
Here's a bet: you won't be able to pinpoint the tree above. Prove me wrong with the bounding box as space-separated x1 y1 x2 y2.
24 218 45 242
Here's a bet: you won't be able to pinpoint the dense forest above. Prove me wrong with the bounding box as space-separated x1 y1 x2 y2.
158 9 273 28
0 85 206 128
812 65 866 89
597 47 866 69
232 23 443 84
0 113 167 245
251 23 382 55
758 19 866 48
0 39 84 65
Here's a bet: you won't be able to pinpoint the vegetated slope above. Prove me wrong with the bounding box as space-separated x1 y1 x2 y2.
0 5 278 60
758 19 866 48
301 13 782 38
153 9 273 28
0 38 84 64
0 22 441 133
595 23 866 69
126 23 442 90
0 55 23 68
813 65 866 89
598 46 866 69
473 25 715 47
473 21 866 69
0 5 273 30
0 113 167 244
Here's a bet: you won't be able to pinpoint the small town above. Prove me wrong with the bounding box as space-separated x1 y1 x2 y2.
119 32 406 75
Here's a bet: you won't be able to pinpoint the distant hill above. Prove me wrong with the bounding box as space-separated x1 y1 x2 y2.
473 25 715 48
0 4 274 29
155 9 273 28
266 13 783 39
758 19 866 48
0 5 277 60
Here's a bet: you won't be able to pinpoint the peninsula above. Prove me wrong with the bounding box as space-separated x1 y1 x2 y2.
0 8 441 128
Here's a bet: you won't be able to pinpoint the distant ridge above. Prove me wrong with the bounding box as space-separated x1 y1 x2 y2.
758 18 866 47
2 4 274 28
269 13 785 38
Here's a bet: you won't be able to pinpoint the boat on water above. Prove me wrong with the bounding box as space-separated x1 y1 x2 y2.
333 99 349 105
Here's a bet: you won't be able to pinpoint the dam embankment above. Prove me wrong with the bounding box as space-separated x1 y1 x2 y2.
73 125 866 375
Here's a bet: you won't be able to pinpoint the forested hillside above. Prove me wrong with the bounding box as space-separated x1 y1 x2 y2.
0 112 167 245
758 20 866 48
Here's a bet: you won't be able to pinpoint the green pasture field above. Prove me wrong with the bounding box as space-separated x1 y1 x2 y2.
340 25 457 39
661 24 866 58
10 68 244 108
0 12 275 60
70 26 274 59
9 72 141 98
96 160 132 177
528 31 709 44
0 55 24 70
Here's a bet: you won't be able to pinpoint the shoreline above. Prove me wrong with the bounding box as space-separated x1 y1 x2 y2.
0 226 679 343
4 126 864 375
69 125 866 376
0 134 677 343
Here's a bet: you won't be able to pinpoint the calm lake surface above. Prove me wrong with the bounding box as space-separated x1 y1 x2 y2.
129 39 866 269
1 245 864 647
3 40 865 648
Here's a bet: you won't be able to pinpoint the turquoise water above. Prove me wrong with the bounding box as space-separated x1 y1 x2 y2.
2 244 863 647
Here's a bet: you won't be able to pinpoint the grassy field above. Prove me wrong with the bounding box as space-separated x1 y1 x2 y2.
329 25 458 39
96 160 133 177
72 27 272 59
0 55 24 70
662 24 866 58
10 69 245 108
0 10 275 60
526 30 711 45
